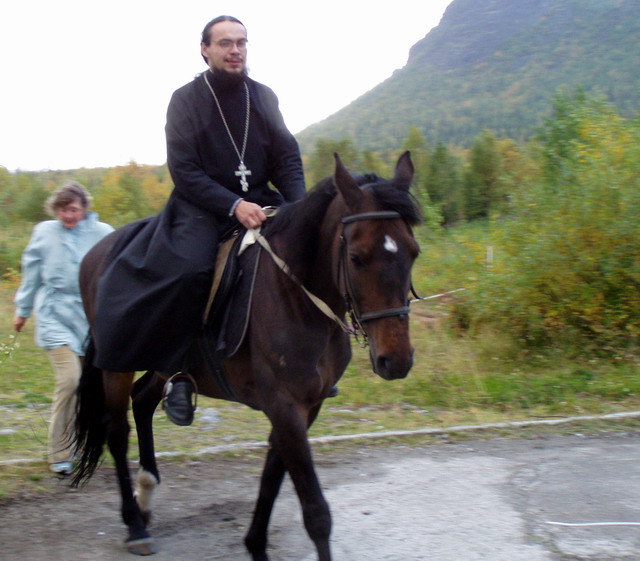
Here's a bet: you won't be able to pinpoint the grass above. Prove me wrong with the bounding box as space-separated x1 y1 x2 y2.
1 239 640 498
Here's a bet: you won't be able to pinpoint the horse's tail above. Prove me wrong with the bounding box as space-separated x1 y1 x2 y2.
71 336 107 486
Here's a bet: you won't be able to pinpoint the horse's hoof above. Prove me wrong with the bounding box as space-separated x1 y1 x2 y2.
126 537 157 556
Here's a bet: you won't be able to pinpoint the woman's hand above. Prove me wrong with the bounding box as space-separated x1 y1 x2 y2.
13 315 27 332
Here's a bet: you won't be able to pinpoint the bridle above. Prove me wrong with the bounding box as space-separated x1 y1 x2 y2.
252 209 414 346
339 211 412 344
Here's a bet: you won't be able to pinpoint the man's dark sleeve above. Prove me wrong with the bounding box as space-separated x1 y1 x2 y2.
260 86 307 202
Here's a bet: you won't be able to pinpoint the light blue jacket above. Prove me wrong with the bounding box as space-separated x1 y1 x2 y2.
14 212 114 355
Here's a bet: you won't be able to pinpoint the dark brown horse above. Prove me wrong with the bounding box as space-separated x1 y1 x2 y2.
72 152 421 560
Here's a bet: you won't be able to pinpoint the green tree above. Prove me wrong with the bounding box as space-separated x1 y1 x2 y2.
361 150 391 178
401 127 430 204
305 139 361 187
14 173 48 222
0 167 16 225
425 142 463 225
399 127 446 229
463 131 503 220
494 138 539 216
93 162 152 226
536 88 589 189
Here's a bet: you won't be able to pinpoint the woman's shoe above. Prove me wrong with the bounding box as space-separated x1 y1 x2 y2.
50 461 72 476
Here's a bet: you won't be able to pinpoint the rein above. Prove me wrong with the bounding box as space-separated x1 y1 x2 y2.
253 210 412 345
252 231 354 335
410 287 466 303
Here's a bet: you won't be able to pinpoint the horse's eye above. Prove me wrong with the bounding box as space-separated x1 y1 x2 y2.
350 254 365 268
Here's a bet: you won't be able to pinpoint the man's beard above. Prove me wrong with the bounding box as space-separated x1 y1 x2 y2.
212 66 248 89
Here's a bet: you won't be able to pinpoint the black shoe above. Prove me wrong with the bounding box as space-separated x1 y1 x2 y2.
328 385 339 398
163 378 195 426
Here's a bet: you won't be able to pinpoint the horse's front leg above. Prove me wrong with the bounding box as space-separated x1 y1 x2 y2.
104 371 157 555
244 431 287 560
245 403 325 561
131 370 165 528
269 402 332 561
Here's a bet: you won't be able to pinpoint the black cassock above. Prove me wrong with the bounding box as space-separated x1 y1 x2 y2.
93 71 306 372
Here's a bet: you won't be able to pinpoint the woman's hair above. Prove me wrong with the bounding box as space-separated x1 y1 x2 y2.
45 181 92 217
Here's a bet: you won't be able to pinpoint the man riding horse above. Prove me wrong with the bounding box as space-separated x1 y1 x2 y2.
92 15 308 425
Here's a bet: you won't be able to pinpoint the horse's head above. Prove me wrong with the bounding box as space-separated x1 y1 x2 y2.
332 151 421 380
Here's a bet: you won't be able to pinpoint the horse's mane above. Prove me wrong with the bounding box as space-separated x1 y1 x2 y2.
368 178 423 227
266 172 421 235
263 175 341 239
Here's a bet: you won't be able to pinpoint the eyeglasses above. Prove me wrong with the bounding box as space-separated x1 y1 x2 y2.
215 39 248 49
57 205 85 215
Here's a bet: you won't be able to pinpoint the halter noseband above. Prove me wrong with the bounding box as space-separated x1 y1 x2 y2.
339 211 411 340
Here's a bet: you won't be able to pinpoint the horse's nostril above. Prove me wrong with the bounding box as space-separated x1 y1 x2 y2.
375 355 389 374
375 353 413 380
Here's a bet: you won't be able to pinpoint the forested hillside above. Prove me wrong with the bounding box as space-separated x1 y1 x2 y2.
295 0 640 153
2 0 640 359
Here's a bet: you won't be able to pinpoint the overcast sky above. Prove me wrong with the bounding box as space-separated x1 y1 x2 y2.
1 0 451 171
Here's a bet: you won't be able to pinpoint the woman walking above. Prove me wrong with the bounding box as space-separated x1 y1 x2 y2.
13 182 113 475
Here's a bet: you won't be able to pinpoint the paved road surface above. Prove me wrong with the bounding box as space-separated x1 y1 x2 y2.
2 430 639 560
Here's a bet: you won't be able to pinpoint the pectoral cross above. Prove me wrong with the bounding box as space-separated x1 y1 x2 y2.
235 161 252 192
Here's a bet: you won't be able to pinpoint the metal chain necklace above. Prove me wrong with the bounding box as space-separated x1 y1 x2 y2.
204 72 252 191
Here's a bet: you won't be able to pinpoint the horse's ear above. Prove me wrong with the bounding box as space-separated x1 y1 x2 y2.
333 153 364 209
393 150 414 191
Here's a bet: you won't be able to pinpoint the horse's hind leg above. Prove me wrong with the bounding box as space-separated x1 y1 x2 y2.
104 371 157 555
131 370 165 527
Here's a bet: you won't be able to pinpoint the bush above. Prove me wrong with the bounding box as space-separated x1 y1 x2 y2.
458 92 640 350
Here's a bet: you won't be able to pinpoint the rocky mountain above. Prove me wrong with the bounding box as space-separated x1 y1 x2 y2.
295 0 640 153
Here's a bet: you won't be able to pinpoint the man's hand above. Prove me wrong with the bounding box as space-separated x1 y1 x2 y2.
234 200 267 229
